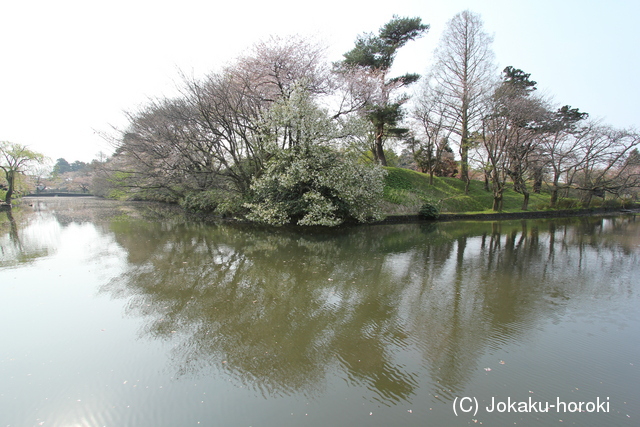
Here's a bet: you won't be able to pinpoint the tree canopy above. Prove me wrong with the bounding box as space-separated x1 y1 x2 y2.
89 11 640 220
343 16 428 70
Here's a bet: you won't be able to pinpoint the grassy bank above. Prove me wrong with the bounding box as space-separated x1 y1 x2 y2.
382 167 576 216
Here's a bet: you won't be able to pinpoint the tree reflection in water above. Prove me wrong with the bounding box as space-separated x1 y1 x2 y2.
97 214 639 405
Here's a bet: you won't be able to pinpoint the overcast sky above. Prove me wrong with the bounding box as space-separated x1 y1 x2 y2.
2 0 639 163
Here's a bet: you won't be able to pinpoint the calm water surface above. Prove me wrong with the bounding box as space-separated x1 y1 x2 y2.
1 197 639 426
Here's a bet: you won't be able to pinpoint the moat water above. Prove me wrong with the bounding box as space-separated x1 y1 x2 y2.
1 197 638 426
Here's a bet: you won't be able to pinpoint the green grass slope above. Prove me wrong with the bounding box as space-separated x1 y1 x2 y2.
382 167 551 215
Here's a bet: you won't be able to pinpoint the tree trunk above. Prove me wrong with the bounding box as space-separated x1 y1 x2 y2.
5 171 15 206
521 190 530 210
460 113 469 194
532 166 543 194
492 192 503 211
492 184 503 211
580 190 593 208
512 173 530 210
374 125 387 166
550 187 558 209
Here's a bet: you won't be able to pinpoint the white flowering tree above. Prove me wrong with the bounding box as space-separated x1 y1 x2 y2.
245 144 386 226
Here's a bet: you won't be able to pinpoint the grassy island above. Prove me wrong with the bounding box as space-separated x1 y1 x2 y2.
381 167 637 221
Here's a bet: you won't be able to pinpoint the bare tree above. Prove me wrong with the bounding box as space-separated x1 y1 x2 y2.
497 68 548 210
479 67 545 211
411 81 456 183
106 36 337 199
479 93 511 211
109 97 207 200
430 10 496 193
235 35 331 103
181 37 334 191
182 70 270 194
572 126 640 206
538 106 590 208
331 66 382 119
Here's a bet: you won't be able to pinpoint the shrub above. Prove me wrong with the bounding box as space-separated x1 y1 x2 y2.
180 190 247 218
180 190 221 213
419 201 440 220
215 195 247 218
107 188 129 200
245 145 387 226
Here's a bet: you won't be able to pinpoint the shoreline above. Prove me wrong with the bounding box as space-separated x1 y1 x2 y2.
24 192 94 197
16 195 639 225
376 206 640 224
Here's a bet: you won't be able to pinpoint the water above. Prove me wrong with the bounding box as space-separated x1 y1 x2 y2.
1 197 639 426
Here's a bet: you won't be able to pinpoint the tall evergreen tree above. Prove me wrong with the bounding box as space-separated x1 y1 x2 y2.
340 16 428 166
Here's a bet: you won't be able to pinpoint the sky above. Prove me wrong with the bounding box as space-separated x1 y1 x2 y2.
2 0 639 163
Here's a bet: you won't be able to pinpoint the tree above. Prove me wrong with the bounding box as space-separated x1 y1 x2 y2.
113 96 209 201
0 141 45 205
621 148 640 203
479 67 545 211
429 10 496 192
109 36 333 200
245 144 386 226
497 66 547 210
244 86 387 226
538 105 590 208
235 35 331 102
572 126 640 206
53 158 71 175
339 16 428 166
479 95 510 211
179 36 332 193
32 161 53 193
411 81 457 183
